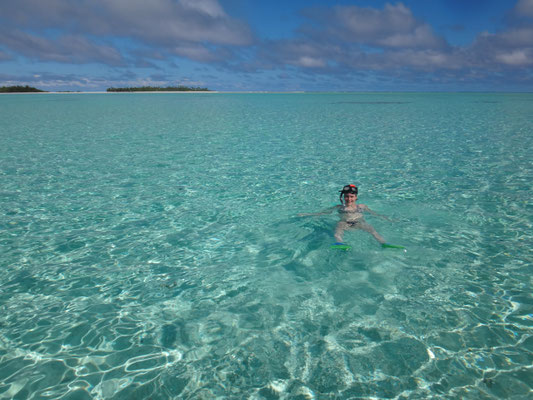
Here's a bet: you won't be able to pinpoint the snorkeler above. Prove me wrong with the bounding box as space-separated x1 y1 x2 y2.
299 184 404 249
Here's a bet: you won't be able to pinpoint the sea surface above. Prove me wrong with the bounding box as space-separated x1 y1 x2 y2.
1 92 532 399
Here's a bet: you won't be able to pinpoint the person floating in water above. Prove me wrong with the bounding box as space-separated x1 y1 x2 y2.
299 184 404 250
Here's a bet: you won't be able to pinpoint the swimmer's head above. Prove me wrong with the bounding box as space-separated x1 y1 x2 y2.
340 184 358 195
339 184 358 204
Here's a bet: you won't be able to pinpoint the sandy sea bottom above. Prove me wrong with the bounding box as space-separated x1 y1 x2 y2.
0 93 532 399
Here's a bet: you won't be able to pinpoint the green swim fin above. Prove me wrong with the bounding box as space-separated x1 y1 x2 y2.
382 243 405 250
331 242 351 251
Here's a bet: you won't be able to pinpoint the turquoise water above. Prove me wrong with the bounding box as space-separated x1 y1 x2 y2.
1 92 532 399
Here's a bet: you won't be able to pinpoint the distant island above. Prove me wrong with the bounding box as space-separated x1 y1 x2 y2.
0 85 211 93
0 85 45 93
107 86 210 92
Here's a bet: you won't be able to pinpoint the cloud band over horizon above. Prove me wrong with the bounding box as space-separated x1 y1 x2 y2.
0 0 532 91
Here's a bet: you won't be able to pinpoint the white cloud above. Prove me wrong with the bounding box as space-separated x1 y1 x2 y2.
513 0 533 18
496 27 533 47
0 30 123 65
334 3 417 38
170 44 226 62
99 0 252 46
178 0 226 18
468 26 533 69
260 1 533 81
1 0 532 88
307 2 447 50
384 49 458 69
377 24 444 49
257 3 451 72
296 56 326 68
495 49 533 66
0 0 252 64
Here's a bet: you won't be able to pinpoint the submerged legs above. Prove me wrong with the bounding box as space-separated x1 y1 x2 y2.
335 221 385 244
334 221 349 242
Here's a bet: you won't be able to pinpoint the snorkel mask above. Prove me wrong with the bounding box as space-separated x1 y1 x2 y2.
339 184 358 204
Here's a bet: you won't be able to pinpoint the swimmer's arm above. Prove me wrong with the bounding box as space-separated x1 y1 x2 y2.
360 205 393 221
298 205 340 217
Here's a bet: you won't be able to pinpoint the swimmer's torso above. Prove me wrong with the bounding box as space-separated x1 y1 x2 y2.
338 204 365 222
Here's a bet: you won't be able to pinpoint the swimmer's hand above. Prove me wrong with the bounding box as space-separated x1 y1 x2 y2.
298 206 339 217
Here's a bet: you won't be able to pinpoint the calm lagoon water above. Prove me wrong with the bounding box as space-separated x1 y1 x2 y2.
1 92 532 399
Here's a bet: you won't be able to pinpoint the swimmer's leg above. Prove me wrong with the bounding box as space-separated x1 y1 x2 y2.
334 221 349 242
358 222 386 244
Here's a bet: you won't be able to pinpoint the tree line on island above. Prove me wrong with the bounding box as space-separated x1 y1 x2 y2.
107 86 210 92
0 85 45 92
0 85 210 93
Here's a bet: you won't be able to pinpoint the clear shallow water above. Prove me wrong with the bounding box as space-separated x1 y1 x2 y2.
0 92 532 399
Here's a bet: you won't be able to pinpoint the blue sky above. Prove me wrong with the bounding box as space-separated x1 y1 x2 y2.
1 0 532 91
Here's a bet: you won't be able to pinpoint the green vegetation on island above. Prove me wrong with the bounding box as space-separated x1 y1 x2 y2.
107 86 210 92
0 85 45 93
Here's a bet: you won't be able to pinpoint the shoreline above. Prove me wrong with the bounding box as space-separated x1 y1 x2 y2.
0 90 317 94
0 91 220 94
1 90 531 95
